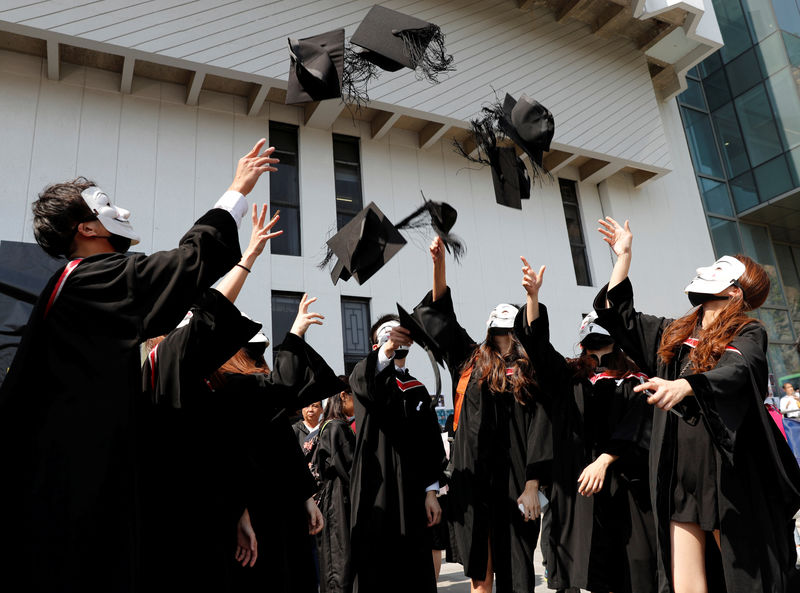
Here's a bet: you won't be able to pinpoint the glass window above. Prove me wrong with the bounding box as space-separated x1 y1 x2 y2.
769 343 800 383
773 243 800 321
788 146 800 186
740 222 787 306
730 170 760 211
782 31 800 68
742 0 779 41
271 292 303 351
753 154 794 200
698 177 734 216
734 84 784 166
764 68 800 151
269 122 301 256
687 66 700 79
704 68 732 111
679 78 706 110
773 0 800 37
755 31 789 76
341 297 370 375
708 216 742 257
681 107 725 178
760 307 794 342
559 179 592 286
711 103 750 177
333 135 364 230
726 49 764 96
716 0 754 63
699 51 723 79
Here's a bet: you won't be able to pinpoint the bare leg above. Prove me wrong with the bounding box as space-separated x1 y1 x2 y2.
470 540 493 593
432 549 443 582
671 521 708 593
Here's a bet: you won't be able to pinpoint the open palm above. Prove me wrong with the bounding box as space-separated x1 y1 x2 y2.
598 216 632 257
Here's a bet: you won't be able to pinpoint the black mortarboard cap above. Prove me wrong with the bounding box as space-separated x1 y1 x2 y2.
286 28 345 105
325 202 407 285
397 303 443 365
489 146 530 210
349 5 453 79
497 93 554 167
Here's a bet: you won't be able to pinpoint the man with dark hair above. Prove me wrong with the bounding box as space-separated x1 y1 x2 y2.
348 313 445 593
0 139 279 593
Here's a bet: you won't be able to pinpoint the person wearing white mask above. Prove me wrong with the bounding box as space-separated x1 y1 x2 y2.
0 139 279 593
410 237 552 593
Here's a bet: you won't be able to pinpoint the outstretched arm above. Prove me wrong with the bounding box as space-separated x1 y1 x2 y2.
598 216 633 304
216 203 282 303
520 256 545 325
431 236 447 302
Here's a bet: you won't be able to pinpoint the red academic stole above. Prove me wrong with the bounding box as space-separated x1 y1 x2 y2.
44 258 83 319
682 337 742 356
588 370 649 385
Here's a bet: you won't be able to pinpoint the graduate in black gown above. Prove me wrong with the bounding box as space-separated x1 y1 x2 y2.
593 217 800 593
139 204 281 592
0 140 278 593
314 376 357 593
218 293 342 593
514 259 656 593
412 238 552 593
349 314 445 593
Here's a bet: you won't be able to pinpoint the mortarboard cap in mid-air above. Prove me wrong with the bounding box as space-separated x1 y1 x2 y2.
496 93 554 168
489 146 530 210
397 303 444 365
324 202 407 285
286 28 345 105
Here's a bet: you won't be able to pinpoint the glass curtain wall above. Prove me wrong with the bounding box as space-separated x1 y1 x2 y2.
677 0 800 384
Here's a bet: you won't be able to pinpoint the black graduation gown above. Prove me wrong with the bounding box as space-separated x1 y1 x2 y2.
349 353 445 593
223 333 344 593
0 208 241 593
293 419 320 464
593 278 800 593
314 418 356 593
413 288 552 593
516 303 656 593
139 288 260 593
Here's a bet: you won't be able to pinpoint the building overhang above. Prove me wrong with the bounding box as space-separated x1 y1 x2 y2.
737 189 800 244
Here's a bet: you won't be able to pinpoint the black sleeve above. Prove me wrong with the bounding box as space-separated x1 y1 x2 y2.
604 378 652 460
513 303 571 392
592 278 672 376
141 288 259 408
348 350 399 411
317 421 355 488
412 287 477 375
682 323 768 458
68 208 241 340
525 396 553 484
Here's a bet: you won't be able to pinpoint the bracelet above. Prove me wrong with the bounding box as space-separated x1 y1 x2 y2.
236 263 251 273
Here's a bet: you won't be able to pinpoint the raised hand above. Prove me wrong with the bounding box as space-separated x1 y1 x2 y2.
520 257 545 297
381 326 413 359
290 294 325 338
228 138 280 196
430 236 445 266
243 204 282 261
597 216 632 257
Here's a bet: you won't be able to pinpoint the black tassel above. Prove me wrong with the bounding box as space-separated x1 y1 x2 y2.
342 45 380 109
394 25 454 83
394 193 465 262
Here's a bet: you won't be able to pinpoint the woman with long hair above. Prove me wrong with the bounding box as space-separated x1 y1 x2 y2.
594 217 800 593
412 237 552 593
515 260 656 593
313 376 356 593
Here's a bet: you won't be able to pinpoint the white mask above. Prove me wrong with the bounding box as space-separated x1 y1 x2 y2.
80 187 140 244
684 256 745 295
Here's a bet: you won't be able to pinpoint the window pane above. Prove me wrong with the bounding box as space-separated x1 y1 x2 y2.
740 223 787 306
681 107 725 178
774 243 800 321
703 68 731 111
271 293 303 347
688 66 700 79
570 245 592 287
341 298 370 374
679 78 706 110
764 68 800 150
753 154 794 200
699 177 733 216
716 0 754 62
712 102 750 177
734 84 785 166
769 343 800 383
755 31 789 76
708 216 742 257
783 30 800 68
270 123 298 153
269 206 301 256
774 0 800 37
559 179 591 286
562 203 584 244
333 135 363 230
726 49 763 96
699 51 723 78
760 308 794 342
742 0 779 41
270 151 299 206
730 170 760 211
788 146 800 185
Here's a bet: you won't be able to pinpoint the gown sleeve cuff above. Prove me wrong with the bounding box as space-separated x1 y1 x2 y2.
592 277 634 314
418 286 456 317
526 461 551 483
213 190 248 228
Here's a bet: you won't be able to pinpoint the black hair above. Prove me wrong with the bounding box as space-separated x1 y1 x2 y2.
32 177 97 257
321 375 353 423
369 313 400 346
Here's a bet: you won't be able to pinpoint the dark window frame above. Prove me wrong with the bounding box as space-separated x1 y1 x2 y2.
270 291 304 360
269 121 301 256
558 178 593 287
332 134 365 230
341 296 371 376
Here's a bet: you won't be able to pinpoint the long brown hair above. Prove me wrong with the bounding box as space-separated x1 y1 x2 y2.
568 346 641 381
658 254 769 373
464 333 537 404
208 348 270 390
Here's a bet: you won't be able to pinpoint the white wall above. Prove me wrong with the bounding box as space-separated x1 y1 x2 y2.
0 50 714 406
